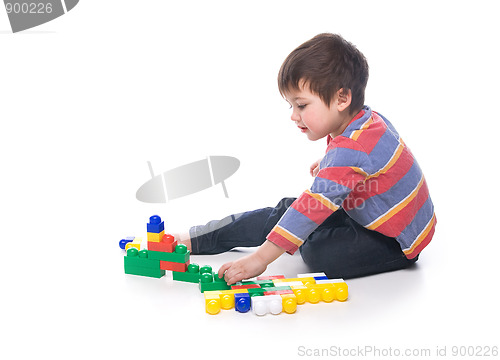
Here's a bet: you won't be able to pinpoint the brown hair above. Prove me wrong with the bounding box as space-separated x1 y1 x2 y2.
278 33 369 115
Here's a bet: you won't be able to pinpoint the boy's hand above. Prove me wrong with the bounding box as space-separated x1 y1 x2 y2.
217 240 286 285
218 252 267 285
310 157 323 177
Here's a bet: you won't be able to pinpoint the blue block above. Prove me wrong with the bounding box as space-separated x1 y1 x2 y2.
235 293 251 313
147 215 164 233
119 236 135 249
313 276 329 281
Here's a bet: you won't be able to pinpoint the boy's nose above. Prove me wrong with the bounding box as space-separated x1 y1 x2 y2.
291 111 300 122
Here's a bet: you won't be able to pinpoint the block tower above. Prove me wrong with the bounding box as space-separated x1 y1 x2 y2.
123 215 231 293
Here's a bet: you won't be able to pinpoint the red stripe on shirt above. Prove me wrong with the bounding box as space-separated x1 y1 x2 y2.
373 180 430 237
342 148 415 211
317 167 366 190
405 216 436 259
267 231 299 255
354 116 388 154
290 192 336 224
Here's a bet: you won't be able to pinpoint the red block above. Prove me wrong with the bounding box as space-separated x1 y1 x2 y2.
264 289 294 295
257 275 285 280
160 260 189 272
148 234 177 253
231 284 261 290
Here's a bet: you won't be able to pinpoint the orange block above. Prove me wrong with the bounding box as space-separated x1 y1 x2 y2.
148 234 177 253
160 260 189 272
231 284 261 290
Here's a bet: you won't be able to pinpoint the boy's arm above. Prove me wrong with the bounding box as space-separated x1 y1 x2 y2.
218 240 285 285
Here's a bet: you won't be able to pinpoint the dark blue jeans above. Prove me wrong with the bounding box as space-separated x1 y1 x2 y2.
189 198 418 279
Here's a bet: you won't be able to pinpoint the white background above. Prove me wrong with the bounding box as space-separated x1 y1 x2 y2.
1 1 499 359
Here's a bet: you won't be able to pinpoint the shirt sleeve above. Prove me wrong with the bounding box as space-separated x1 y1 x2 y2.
266 142 369 254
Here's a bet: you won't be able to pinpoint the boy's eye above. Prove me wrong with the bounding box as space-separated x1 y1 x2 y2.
297 104 306 109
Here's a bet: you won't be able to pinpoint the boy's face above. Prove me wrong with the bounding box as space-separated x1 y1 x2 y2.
284 83 352 141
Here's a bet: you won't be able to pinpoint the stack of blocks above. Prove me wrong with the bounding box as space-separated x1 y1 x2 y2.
123 215 231 292
123 215 348 316
203 272 348 316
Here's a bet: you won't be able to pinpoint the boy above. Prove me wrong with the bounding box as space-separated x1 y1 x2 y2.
176 33 436 285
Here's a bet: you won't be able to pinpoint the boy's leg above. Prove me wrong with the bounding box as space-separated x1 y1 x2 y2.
299 208 418 279
189 198 296 255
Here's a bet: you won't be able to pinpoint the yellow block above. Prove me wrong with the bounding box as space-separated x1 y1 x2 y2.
273 277 316 286
204 291 222 315
281 293 297 314
125 237 143 251
313 280 349 301
217 289 249 310
290 285 308 305
304 282 349 303
147 230 165 242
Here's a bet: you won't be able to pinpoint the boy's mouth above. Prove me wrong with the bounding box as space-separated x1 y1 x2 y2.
298 125 308 133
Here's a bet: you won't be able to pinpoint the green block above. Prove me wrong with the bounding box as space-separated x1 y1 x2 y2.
172 271 201 283
124 249 163 278
247 288 266 296
124 255 161 269
124 265 165 278
199 272 231 293
239 280 275 287
148 250 190 263
262 286 292 292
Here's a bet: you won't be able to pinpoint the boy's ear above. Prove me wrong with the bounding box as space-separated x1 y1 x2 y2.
336 88 352 111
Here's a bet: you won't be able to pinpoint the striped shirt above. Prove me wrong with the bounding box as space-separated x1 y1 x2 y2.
267 106 436 259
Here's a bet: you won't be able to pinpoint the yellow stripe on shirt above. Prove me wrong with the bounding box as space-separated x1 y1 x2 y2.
272 225 304 247
403 213 436 256
350 116 374 141
367 139 405 180
366 175 425 231
305 189 340 212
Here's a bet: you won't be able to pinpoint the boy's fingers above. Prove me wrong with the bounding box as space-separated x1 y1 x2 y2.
225 271 243 285
218 262 232 279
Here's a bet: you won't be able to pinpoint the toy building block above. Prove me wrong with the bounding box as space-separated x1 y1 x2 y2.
290 285 308 305
235 279 275 288
300 281 348 303
281 293 298 314
257 275 285 280
173 263 203 283
147 215 164 233
219 289 249 310
264 289 294 296
199 271 231 293
148 234 177 253
252 294 283 316
205 291 222 315
273 277 316 286
160 260 189 272
204 289 250 313
297 272 329 281
119 236 135 249
148 244 190 263
247 288 266 297
313 279 348 302
234 293 251 313
231 284 261 290
125 237 144 251
147 230 165 242
124 248 165 278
